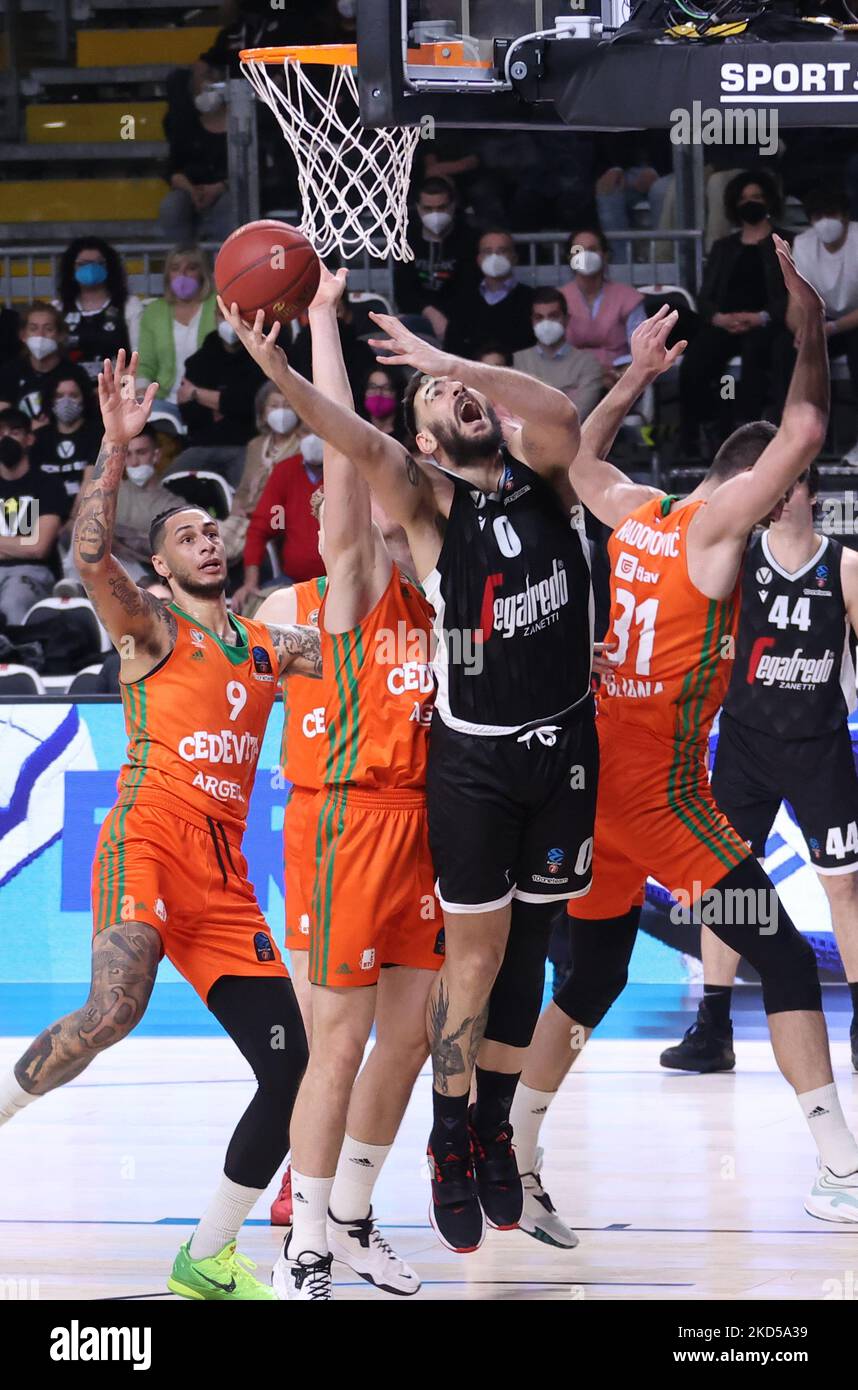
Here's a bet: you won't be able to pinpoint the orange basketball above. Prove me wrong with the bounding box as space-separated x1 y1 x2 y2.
215 219 321 327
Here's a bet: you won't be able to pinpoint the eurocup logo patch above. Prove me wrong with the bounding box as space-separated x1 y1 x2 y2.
546 847 566 876
809 836 821 861
755 566 772 585
253 931 275 962
251 645 274 681
815 564 829 588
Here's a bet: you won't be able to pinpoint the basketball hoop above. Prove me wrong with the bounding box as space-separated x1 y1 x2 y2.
240 44 421 263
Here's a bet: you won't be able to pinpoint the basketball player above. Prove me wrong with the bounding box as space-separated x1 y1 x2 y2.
220 288 600 1256
660 463 858 1074
509 237 858 1239
0 351 321 1299
232 268 442 1301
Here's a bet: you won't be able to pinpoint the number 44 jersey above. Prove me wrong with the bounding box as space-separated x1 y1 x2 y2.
599 494 740 745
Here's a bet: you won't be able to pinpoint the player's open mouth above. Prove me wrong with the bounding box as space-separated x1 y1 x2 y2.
200 560 222 573
458 398 483 425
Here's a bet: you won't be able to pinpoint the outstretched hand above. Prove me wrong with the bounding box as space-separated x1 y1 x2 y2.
629 304 686 381
309 262 349 312
217 298 290 381
773 233 824 319
98 350 159 445
367 311 454 377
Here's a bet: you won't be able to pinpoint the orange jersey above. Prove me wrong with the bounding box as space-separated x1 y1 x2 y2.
599 495 739 745
321 563 435 791
280 576 327 791
116 605 278 834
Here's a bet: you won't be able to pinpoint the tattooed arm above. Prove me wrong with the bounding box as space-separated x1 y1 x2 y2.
73 351 173 666
267 622 322 681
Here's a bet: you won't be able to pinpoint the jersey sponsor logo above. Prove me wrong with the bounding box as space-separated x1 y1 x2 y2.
154 897 167 922
505 484 531 505
301 706 326 738
191 772 244 802
755 566 772 585
386 660 434 696
804 588 832 597
359 948 376 971
616 550 658 585
484 558 570 640
190 628 205 645
253 931 276 962
602 673 665 700
614 516 681 559
747 638 835 689
178 729 260 765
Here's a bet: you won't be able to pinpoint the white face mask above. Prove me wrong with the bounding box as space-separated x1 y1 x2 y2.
420 209 453 237
534 318 566 347
217 321 238 345
267 406 298 436
194 87 224 114
570 248 603 276
127 463 155 487
480 253 513 280
813 217 846 245
26 335 58 360
301 434 325 466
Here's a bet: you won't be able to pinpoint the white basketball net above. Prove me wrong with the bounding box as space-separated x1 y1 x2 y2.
241 55 420 262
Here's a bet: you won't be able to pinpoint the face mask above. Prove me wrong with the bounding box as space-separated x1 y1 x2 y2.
217 321 238 345
480 253 513 280
194 88 224 114
365 391 396 418
26 335 58 360
301 434 325 466
337 0 357 16
813 217 845 245
737 200 768 226
420 209 453 236
54 396 83 425
126 463 155 487
75 261 108 287
569 248 603 276
534 319 566 347
0 436 24 467
266 406 298 435
170 273 201 301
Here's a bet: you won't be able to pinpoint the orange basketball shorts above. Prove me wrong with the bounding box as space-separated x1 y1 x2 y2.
306 786 444 988
283 784 316 954
572 713 752 921
92 798 287 1003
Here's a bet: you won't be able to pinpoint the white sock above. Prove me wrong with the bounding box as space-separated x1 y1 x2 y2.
290 1170 334 1258
0 1072 38 1128
510 1084 557 1176
799 1083 858 1177
189 1174 264 1260
329 1137 392 1222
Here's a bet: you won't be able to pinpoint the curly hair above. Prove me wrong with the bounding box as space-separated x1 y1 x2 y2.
57 237 128 314
723 170 783 226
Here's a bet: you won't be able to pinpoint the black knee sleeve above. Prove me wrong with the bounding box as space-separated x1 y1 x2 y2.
483 900 559 1049
553 907 641 1029
702 858 822 1015
207 975 309 1189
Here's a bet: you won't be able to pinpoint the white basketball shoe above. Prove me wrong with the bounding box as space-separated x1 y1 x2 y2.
517 1148 579 1249
327 1209 421 1295
272 1231 333 1300
805 1166 858 1223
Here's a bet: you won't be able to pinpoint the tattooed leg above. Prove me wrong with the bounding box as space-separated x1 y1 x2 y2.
14 921 161 1095
426 907 511 1097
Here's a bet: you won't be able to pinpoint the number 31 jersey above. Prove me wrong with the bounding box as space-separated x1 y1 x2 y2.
599 494 739 745
115 604 279 834
724 531 855 738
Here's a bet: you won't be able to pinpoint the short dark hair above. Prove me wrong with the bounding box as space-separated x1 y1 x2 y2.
0 406 31 433
133 424 159 446
418 175 455 201
565 225 609 258
723 169 783 224
803 186 850 222
532 287 568 314
476 341 513 365
707 421 777 482
40 370 97 422
148 503 205 554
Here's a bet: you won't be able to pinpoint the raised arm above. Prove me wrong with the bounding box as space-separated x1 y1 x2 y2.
266 622 322 680
72 351 174 666
568 306 685 529
218 297 438 538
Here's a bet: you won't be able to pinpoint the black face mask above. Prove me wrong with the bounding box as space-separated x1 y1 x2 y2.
0 436 24 467
737 200 768 226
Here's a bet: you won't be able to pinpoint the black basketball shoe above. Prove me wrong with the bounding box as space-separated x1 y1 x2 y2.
427 1138 486 1254
468 1105 524 1230
660 1007 735 1073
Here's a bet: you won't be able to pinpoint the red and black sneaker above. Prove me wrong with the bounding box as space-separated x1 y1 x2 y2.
468 1106 524 1231
427 1139 486 1254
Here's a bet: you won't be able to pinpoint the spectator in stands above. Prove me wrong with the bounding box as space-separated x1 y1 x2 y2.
561 227 645 389
0 306 19 369
444 230 534 360
232 433 325 611
160 66 230 245
136 247 217 405
0 303 91 427
94 576 174 694
393 177 478 343
55 238 134 381
0 408 68 623
165 307 267 486
112 426 183 581
363 366 406 444
30 374 101 554
679 170 787 456
789 187 858 464
513 288 603 420
476 343 513 368
288 285 373 404
220 380 308 565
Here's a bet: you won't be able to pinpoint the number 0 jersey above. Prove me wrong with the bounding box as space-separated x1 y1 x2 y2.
280 576 327 791
116 604 278 834
723 531 856 738
599 494 739 745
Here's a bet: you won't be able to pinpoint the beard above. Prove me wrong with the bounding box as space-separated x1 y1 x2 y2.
434 402 504 467
174 568 227 599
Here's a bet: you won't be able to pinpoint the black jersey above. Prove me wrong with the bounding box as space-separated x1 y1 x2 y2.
724 531 855 738
422 449 594 735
